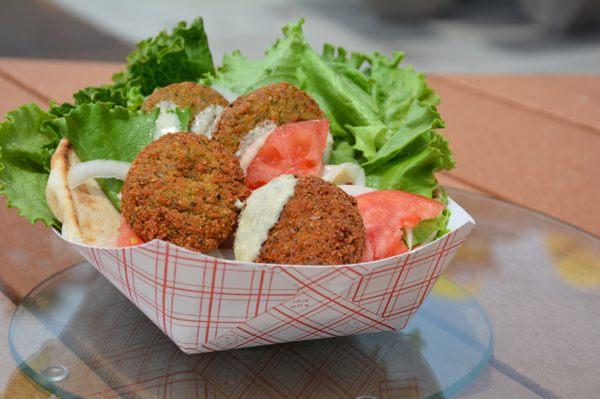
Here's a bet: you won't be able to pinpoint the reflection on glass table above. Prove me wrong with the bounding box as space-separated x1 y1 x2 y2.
444 189 600 399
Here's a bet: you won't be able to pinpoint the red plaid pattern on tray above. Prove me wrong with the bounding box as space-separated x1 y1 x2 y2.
55 283 442 398
69 200 474 353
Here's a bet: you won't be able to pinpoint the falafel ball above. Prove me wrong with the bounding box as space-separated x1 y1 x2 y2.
141 82 228 116
234 174 365 265
122 133 250 252
212 82 325 153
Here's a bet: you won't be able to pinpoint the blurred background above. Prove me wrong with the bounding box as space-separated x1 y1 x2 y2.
1 0 599 72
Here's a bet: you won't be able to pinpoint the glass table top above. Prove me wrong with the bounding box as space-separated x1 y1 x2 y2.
9 263 491 399
444 189 600 398
6 188 600 398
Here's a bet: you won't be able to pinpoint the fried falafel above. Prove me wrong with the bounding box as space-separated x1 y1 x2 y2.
121 133 249 252
234 174 365 265
142 82 229 137
142 82 228 115
212 82 325 153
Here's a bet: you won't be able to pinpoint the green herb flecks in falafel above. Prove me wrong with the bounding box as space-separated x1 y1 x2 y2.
122 133 249 252
213 82 325 153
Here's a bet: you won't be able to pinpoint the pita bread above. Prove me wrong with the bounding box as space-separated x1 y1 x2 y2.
46 138 121 246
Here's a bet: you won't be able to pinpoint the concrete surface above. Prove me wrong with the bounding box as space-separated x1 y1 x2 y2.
0 0 130 60
45 0 600 72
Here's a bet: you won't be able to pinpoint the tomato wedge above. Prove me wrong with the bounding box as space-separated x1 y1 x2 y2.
355 190 445 261
245 119 329 189
117 216 144 247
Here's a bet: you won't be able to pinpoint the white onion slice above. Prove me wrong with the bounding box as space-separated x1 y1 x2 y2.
322 163 366 186
405 227 414 251
68 160 131 189
339 184 375 197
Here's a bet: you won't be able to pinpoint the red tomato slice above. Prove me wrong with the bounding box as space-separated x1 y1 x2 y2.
117 216 144 247
245 119 329 189
356 190 445 261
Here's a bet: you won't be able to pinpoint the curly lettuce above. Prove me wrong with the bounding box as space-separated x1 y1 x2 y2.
412 208 451 247
51 17 215 114
0 104 59 226
203 19 454 198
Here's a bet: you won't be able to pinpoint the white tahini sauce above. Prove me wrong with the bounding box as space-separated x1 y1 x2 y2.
234 174 297 262
236 120 278 174
234 198 245 209
322 163 366 186
191 105 224 138
154 101 182 139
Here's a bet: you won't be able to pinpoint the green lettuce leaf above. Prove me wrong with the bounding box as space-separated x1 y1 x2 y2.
329 141 362 165
203 22 383 142
366 131 454 197
410 208 451 247
366 52 440 118
114 17 215 100
204 19 453 198
47 103 164 208
0 104 59 226
52 17 215 115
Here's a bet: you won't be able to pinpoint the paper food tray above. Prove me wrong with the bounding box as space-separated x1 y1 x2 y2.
58 198 475 354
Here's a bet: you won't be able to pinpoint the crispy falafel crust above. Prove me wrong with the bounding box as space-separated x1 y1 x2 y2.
213 82 325 152
256 175 365 265
141 82 228 115
122 133 249 252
